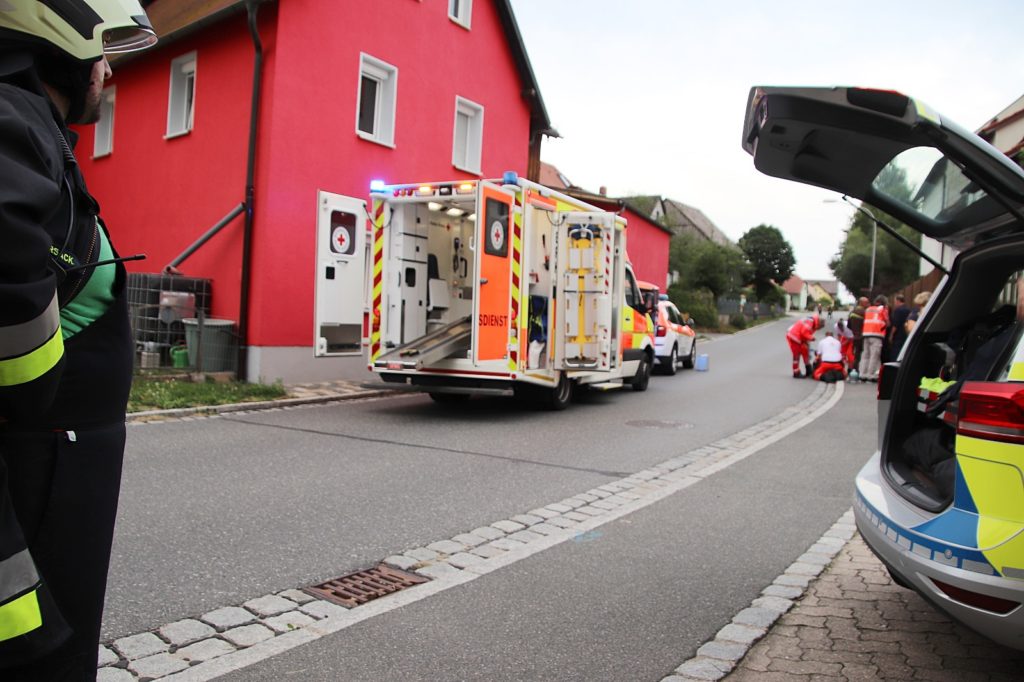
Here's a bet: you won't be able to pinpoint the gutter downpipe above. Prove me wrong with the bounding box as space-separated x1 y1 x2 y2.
237 0 264 381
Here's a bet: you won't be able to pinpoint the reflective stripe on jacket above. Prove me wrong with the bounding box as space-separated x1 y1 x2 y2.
0 549 43 641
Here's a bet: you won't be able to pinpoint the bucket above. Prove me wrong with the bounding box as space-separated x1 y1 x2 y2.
183 318 237 372
695 353 709 371
170 345 190 369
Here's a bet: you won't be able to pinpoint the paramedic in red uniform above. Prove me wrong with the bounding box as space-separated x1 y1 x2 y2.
813 330 846 381
786 313 821 378
835 318 855 369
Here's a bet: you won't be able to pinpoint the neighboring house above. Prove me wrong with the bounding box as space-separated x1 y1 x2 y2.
806 281 834 307
559 188 672 290
538 161 572 190
919 93 1024 276
781 275 809 311
805 279 838 306
644 198 734 247
74 0 555 383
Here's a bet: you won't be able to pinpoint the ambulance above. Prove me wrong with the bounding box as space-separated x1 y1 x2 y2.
358 172 654 409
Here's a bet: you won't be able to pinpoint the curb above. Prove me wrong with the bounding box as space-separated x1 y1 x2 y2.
661 510 857 681
126 389 395 423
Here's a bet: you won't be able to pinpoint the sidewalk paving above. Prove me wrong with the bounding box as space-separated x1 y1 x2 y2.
723 533 1024 681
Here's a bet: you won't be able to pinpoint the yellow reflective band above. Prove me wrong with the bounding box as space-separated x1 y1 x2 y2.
0 589 42 641
0 328 63 387
1010 362 1024 381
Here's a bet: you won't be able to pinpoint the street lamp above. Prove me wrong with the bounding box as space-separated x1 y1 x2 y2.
824 197 876 298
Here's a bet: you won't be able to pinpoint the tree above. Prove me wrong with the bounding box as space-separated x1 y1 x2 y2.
828 206 921 298
667 233 750 300
738 225 795 300
829 162 921 297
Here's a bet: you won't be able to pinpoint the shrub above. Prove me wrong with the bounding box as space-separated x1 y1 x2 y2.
667 286 717 328
729 314 747 330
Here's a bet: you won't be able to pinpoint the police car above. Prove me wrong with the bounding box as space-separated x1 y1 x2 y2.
743 86 1024 649
638 281 697 375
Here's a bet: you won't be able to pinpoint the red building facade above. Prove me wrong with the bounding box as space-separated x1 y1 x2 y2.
76 0 554 382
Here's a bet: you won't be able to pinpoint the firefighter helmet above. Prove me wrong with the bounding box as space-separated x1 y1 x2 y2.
0 0 157 62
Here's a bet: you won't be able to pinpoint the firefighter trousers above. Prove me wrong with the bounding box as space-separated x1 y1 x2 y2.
0 422 125 681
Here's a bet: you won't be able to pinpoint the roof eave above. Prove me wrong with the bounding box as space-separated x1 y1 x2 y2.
494 0 555 138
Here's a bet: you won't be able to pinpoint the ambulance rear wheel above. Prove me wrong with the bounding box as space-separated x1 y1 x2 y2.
631 353 652 392
429 392 470 404
545 373 573 411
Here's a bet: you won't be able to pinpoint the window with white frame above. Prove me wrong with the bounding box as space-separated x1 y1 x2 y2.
93 86 115 157
449 0 471 28
356 54 397 147
167 51 196 138
452 97 483 174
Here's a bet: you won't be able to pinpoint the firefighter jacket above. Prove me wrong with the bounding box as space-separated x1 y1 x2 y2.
0 52 133 663
863 305 889 338
786 317 817 345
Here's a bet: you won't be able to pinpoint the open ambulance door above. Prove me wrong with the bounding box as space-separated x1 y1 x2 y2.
553 212 615 372
314 191 368 356
472 181 517 366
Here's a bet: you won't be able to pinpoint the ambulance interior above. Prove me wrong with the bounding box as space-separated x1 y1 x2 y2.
384 201 475 348
380 197 558 370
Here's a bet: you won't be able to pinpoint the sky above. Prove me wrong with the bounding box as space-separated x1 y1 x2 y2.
508 0 1024 281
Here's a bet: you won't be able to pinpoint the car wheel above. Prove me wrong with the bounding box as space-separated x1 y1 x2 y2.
664 345 678 376
682 340 696 369
545 373 573 410
631 352 652 392
429 392 470 404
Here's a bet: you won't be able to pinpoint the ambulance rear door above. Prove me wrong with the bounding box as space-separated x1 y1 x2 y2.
553 211 615 372
314 191 368 356
472 181 517 366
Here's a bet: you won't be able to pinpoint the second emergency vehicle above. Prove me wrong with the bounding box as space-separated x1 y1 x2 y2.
358 173 654 409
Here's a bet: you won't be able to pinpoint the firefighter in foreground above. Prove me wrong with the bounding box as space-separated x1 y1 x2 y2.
785 313 822 378
0 2 156 679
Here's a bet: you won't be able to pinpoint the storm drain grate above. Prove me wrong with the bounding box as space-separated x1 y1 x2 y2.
304 563 430 608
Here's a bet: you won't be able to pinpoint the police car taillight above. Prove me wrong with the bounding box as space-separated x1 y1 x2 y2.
957 382 1024 444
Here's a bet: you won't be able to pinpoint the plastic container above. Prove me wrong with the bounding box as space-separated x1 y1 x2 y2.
183 318 237 372
695 353 709 371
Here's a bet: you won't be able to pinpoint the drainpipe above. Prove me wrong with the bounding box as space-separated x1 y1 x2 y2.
237 0 264 381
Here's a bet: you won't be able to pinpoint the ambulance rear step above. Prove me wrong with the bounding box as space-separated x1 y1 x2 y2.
374 316 472 371
586 380 624 391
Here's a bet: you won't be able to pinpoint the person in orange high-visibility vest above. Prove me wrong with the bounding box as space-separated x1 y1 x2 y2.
786 313 822 378
858 295 889 382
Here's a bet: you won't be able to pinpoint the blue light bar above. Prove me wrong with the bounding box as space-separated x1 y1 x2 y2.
369 179 386 192
502 171 519 185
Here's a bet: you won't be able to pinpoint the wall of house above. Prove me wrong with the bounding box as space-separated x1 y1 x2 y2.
620 208 670 289
76 10 267 324
251 0 532 349
75 0 536 382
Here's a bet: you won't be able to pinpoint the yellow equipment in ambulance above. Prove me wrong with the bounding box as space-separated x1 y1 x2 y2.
362 172 655 409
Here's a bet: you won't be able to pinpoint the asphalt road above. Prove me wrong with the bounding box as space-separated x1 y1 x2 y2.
104 315 874 678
